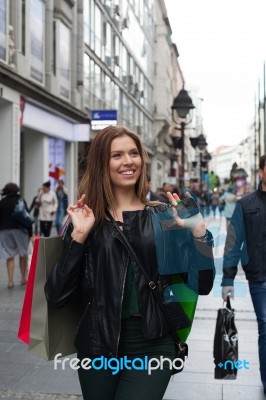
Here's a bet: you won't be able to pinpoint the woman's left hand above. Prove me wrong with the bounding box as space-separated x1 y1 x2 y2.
166 191 207 238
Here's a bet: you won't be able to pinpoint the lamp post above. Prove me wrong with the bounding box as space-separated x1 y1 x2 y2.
171 89 195 188
189 133 208 191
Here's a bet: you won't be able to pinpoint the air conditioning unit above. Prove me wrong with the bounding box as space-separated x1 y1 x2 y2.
114 5 121 16
134 83 139 93
136 125 142 135
113 55 119 66
140 90 144 98
128 75 134 85
122 18 129 29
105 56 112 67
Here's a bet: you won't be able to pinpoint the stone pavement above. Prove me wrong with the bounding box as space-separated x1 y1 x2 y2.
0 216 264 400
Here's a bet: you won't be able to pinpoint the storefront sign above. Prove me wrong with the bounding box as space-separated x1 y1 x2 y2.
91 110 117 130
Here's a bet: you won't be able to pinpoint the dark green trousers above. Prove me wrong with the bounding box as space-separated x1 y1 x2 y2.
78 316 176 400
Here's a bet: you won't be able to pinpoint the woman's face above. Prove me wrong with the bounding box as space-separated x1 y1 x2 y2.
109 135 142 189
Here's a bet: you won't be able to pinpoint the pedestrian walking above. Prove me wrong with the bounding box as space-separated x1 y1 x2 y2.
219 187 237 229
146 175 160 201
0 182 31 288
218 190 225 217
222 154 266 398
29 188 42 236
36 181 58 237
55 179 68 234
211 189 220 217
45 126 215 400
157 182 173 202
199 190 209 217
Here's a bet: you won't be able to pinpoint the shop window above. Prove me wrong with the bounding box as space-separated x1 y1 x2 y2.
0 0 8 63
53 19 71 100
84 0 90 45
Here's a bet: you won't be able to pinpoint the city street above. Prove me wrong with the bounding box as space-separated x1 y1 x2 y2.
0 216 264 400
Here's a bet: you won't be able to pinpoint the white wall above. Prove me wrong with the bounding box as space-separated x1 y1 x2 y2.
0 101 20 189
22 131 49 205
65 141 78 204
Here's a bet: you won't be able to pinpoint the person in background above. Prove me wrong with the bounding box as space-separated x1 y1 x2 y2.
157 182 173 203
219 187 237 230
36 181 58 237
45 125 215 400
29 188 42 236
199 190 210 217
222 154 266 398
146 176 159 201
0 183 31 288
210 188 220 217
185 186 201 207
218 189 225 218
55 179 68 234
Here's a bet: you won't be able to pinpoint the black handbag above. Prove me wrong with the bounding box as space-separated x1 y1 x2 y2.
106 210 189 374
213 296 238 379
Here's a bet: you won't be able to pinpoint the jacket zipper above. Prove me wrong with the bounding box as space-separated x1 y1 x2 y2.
114 235 129 357
157 280 163 336
76 298 91 335
84 253 89 282
76 253 90 335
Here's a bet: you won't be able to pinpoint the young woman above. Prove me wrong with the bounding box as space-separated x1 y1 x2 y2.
0 183 31 288
45 126 215 400
55 179 68 234
36 181 58 237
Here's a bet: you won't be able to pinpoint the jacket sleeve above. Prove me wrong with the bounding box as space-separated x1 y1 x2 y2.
23 199 33 237
44 223 86 308
29 196 36 213
53 191 58 213
189 230 215 295
221 201 245 286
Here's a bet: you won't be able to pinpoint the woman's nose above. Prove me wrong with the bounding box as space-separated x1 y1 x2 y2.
123 154 133 164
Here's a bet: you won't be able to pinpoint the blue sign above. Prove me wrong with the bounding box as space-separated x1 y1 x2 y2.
91 110 117 121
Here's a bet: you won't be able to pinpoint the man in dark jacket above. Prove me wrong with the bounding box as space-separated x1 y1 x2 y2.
221 155 266 397
146 176 160 201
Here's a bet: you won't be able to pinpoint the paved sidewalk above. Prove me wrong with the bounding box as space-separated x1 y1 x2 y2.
0 216 264 399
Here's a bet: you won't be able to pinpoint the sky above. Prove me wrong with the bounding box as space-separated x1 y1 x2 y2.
164 0 266 151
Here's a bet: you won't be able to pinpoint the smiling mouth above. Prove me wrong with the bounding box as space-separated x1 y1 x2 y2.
119 170 135 176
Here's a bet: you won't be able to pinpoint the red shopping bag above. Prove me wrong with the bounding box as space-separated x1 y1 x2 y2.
17 237 40 344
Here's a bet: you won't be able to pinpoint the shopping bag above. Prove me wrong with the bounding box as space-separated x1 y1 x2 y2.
18 236 81 360
18 237 40 344
213 296 238 379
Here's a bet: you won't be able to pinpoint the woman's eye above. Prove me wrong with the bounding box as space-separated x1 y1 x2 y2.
131 152 139 157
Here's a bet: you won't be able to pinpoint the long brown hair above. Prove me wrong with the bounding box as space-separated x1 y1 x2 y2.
79 125 150 226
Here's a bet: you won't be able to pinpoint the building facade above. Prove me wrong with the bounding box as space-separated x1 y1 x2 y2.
0 0 90 204
0 0 186 203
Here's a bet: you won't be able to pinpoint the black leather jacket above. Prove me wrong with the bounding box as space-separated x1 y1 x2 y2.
45 205 214 357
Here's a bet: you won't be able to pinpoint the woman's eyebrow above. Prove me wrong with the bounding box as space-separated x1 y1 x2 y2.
110 147 138 153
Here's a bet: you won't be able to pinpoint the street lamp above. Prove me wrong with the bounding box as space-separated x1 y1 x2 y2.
189 134 209 190
171 89 195 187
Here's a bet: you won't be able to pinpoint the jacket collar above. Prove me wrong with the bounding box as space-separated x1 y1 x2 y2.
257 181 266 196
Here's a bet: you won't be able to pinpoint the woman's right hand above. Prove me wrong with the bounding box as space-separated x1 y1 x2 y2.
67 194 95 243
